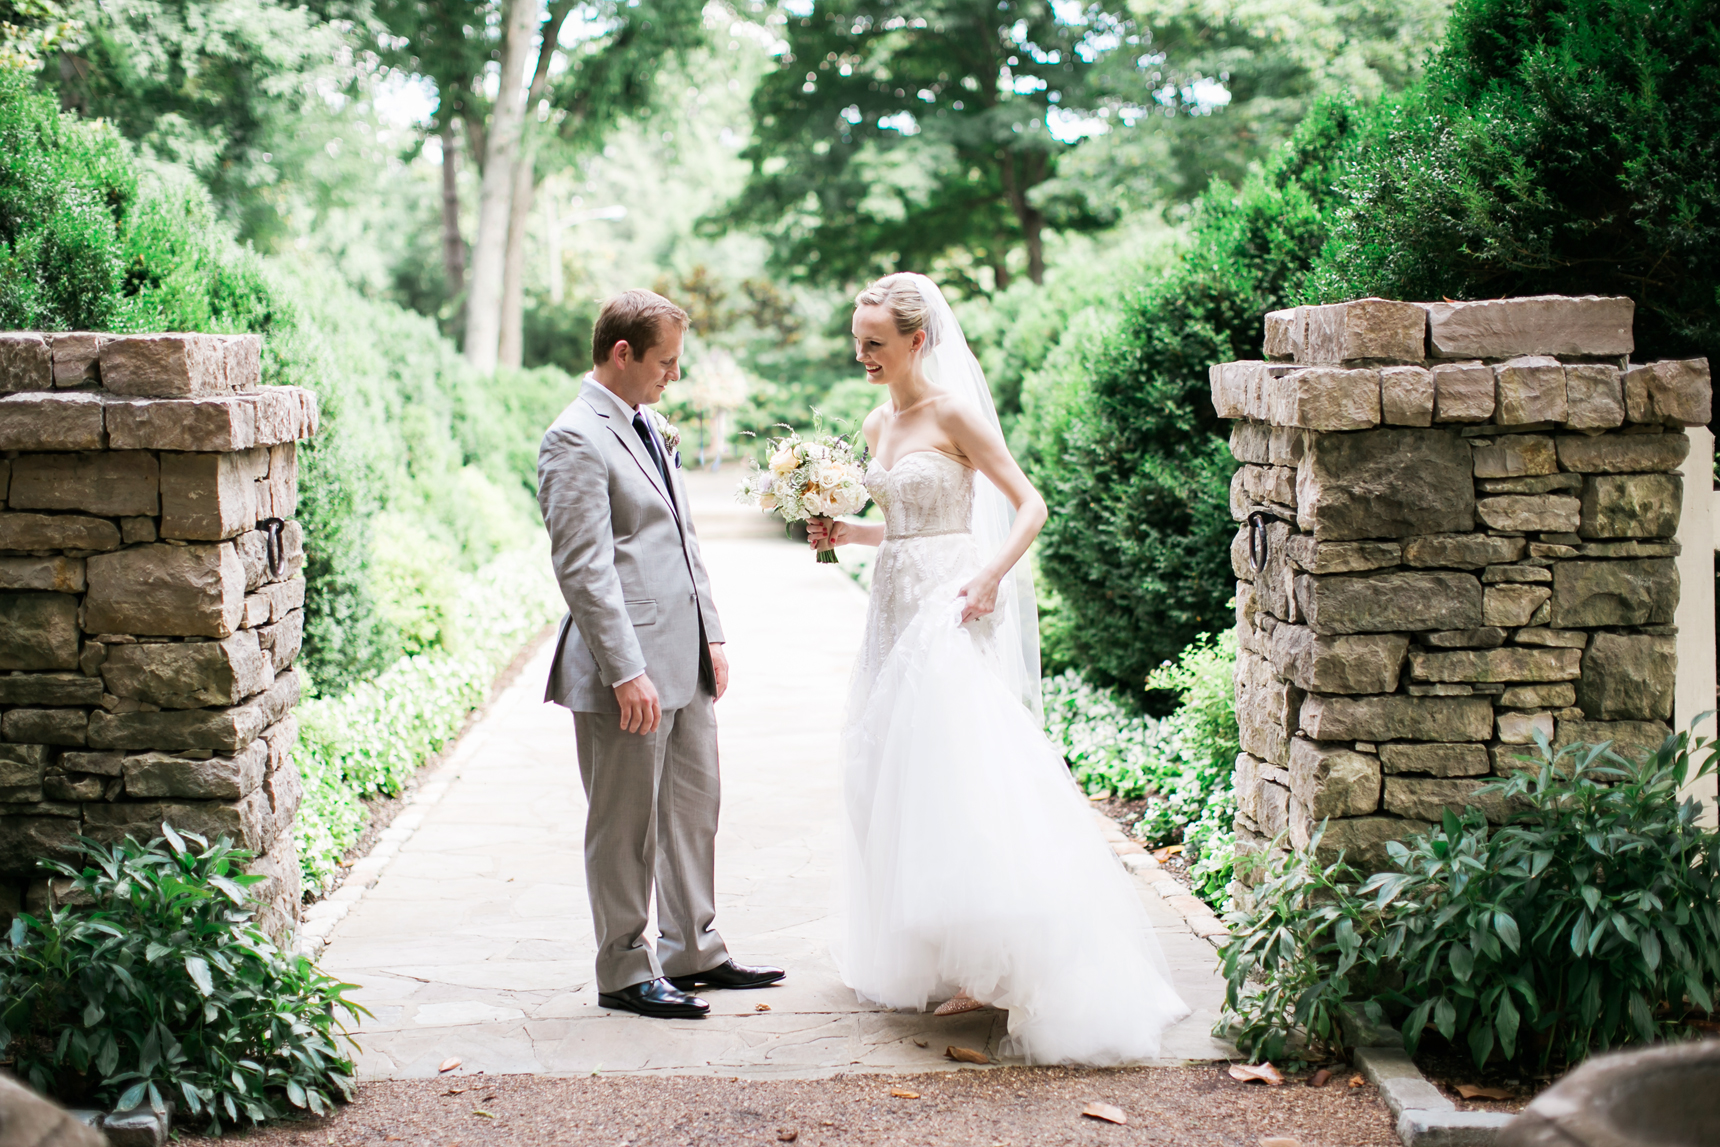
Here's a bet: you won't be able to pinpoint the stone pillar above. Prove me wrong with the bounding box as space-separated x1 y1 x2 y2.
0 331 317 937
1212 296 1711 883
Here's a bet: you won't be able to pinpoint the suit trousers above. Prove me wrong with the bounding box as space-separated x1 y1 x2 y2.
573 684 730 993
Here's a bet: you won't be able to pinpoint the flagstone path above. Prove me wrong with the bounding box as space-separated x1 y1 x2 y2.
312 471 1234 1079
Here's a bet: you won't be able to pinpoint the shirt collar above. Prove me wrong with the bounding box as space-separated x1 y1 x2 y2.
585 373 640 421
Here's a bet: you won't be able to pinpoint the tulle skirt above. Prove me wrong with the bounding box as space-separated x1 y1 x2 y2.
837 583 1191 1065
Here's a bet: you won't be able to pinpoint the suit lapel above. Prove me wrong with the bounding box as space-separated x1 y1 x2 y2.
578 382 680 522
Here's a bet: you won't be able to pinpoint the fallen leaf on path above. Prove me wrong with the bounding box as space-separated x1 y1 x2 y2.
1081 1102 1127 1125
1456 1085 1514 1100
471 1109 494 1119
1260 1138 1300 1147
1152 845 1184 860
1308 1069 1333 1088
1229 1062 1285 1086
890 1089 920 1099
777 1130 798 1142
438 1057 461 1073
1348 1073 1366 1088
913 1039 928 1048
386 1137 404 1142
946 1046 990 1064
442 1088 465 1096
755 1003 771 1012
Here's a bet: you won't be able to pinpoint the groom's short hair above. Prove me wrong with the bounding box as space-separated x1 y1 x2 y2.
592 290 690 367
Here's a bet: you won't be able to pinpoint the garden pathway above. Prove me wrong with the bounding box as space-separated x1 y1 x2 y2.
313 470 1234 1079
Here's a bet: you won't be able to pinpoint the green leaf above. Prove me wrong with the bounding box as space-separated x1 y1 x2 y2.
1434 997 1457 1040
1467 1021 1495 1068
1580 884 1602 912
1492 910 1521 954
161 822 186 856
286 1079 307 1109
1449 942 1475 983
1495 992 1520 1060
116 1082 147 1111
184 955 214 997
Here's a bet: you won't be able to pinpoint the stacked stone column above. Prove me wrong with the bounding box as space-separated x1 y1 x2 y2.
1211 296 1711 883
0 332 316 937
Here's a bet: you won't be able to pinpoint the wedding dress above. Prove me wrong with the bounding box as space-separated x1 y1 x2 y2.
836 445 1192 1064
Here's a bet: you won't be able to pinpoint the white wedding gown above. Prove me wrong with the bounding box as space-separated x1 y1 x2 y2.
837 450 1191 1064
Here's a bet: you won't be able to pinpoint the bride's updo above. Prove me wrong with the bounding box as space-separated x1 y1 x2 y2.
854 274 931 340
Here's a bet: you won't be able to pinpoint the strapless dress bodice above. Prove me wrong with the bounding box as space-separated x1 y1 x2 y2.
864 450 974 540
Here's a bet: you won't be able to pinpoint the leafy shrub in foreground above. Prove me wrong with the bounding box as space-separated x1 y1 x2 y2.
1218 730 1720 1069
0 828 361 1133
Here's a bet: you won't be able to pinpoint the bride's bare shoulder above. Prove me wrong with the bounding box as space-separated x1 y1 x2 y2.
929 392 999 441
860 402 889 448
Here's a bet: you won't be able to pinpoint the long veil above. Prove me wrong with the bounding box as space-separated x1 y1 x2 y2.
906 274 1043 719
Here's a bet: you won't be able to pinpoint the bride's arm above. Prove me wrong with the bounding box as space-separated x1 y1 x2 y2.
806 405 888 552
941 401 1049 624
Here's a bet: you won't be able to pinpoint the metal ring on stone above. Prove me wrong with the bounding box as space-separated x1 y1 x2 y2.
260 518 286 580
1247 511 1272 573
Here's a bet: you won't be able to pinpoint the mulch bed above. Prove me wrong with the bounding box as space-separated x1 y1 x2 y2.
192 1064 1400 1147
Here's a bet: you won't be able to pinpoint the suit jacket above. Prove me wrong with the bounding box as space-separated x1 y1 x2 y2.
537 379 724 712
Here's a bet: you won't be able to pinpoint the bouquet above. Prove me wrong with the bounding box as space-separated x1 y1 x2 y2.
736 428 870 563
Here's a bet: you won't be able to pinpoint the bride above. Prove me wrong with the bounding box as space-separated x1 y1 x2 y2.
805 273 1190 1064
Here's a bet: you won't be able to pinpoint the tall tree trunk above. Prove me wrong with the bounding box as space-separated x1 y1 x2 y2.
463 0 536 372
545 172 564 305
498 131 538 370
498 1 576 370
997 148 1048 286
439 116 466 299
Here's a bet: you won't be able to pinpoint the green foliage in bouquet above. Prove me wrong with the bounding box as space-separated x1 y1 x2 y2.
1218 729 1720 1070
0 828 362 1133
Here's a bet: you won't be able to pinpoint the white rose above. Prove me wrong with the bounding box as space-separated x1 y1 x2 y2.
759 492 778 511
770 448 798 476
815 463 843 488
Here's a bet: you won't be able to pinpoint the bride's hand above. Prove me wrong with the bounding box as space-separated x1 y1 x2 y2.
806 516 849 552
957 574 1000 624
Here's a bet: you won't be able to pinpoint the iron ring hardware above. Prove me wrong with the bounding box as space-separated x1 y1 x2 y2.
1247 510 1273 573
259 518 287 581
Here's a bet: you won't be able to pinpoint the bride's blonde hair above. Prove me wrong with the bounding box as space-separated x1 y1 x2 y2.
854 273 931 337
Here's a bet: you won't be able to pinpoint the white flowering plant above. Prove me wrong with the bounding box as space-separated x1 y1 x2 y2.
736 426 870 563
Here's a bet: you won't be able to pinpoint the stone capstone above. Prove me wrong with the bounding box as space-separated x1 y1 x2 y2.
1264 310 1299 360
1296 428 1475 541
1579 473 1680 539
1298 298 1427 364
1422 295 1634 358
100 630 272 709
99 333 261 398
84 543 246 638
1295 570 1484 635
1300 694 1494 742
1377 742 1491 777
1577 632 1676 721
0 593 80 670
1549 559 1677 628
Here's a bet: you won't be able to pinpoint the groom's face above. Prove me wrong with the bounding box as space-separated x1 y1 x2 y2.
613 324 684 407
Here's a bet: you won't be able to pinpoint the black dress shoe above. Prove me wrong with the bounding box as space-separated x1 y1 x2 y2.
597 977 710 1018
668 959 786 991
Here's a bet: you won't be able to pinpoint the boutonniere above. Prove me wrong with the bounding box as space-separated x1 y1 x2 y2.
650 409 682 453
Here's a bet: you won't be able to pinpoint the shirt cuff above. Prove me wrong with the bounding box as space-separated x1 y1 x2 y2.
612 669 646 688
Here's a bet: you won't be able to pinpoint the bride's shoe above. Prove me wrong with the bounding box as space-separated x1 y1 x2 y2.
933 992 986 1016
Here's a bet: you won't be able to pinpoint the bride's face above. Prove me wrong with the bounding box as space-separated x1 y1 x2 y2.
853 305 924 386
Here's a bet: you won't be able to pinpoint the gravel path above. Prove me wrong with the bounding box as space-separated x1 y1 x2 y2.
200 1065 1399 1146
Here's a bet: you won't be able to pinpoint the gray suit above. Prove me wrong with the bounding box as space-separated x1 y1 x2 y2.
538 378 729 992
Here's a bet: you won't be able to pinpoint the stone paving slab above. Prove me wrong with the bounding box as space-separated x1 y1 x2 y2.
316 471 1234 1078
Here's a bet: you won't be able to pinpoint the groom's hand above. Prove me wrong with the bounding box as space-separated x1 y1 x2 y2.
709 642 730 701
614 674 662 734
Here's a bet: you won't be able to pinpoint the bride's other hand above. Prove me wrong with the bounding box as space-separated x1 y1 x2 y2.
957 574 1000 624
807 516 850 552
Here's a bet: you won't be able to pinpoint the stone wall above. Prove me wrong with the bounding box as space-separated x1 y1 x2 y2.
1211 296 1712 882
0 332 316 937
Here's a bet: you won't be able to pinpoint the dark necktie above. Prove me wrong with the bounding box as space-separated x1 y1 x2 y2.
632 412 673 492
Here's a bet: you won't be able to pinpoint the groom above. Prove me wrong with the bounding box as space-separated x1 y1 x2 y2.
537 289 784 1018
